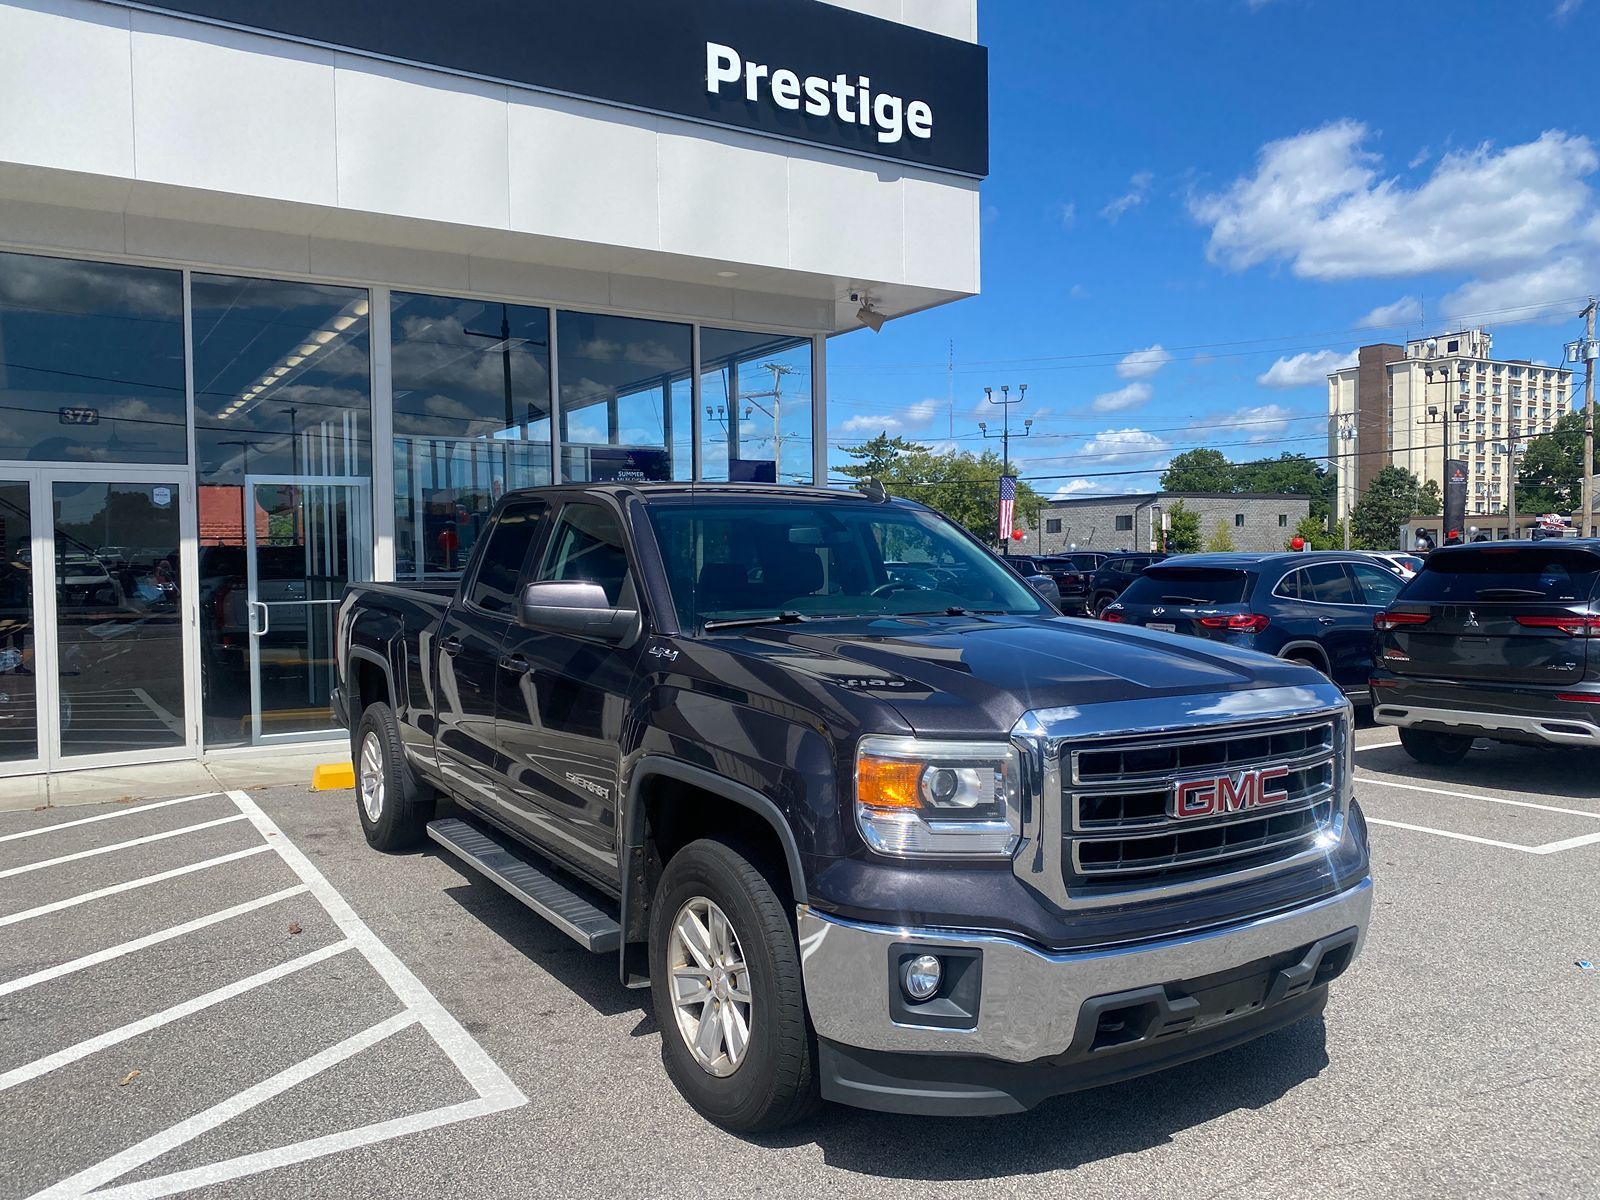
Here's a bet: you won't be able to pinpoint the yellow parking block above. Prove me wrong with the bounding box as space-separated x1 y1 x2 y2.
312 761 356 791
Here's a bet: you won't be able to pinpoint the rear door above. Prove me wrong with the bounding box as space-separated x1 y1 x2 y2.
1383 546 1600 685
1300 562 1374 687
434 498 548 804
494 499 645 881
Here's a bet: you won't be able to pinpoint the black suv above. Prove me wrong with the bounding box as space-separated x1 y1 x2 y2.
1103 552 1406 699
1011 552 1109 614
1087 553 1168 617
1372 540 1600 763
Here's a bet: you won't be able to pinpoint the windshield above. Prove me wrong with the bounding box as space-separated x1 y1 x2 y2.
645 499 1050 628
1402 548 1600 604
1119 567 1252 606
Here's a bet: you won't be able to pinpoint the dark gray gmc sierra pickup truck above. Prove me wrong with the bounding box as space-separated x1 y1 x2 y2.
334 482 1371 1131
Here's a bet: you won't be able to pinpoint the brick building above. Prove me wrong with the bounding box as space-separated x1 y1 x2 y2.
1029 492 1311 555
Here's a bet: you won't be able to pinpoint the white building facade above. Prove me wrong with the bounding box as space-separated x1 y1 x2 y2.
0 0 986 783
1328 329 1573 525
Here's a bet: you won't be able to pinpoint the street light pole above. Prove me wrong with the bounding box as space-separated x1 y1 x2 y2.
978 384 1032 557
1336 413 1356 550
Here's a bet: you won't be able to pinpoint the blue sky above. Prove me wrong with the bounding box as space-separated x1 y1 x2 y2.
825 0 1600 497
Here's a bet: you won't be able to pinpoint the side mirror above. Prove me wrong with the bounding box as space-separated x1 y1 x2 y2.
517 580 637 643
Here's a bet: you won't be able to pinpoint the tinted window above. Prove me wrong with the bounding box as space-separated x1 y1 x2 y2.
1120 568 1251 606
537 503 633 606
1349 562 1404 607
1304 562 1359 604
1274 569 1305 601
1403 548 1600 604
467 500 546 614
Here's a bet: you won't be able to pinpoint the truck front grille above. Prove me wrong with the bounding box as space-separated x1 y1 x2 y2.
1062 715 1341 889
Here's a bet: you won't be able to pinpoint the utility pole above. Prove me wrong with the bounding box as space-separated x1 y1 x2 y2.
738 362 793 482
978 384 1033 557
1336 413 1356 550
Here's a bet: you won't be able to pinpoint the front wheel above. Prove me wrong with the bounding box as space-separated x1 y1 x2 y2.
1398 727 1474 765
649 838 819 1132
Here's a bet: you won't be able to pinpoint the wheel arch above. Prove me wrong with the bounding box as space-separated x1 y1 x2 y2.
1277 640 1332 674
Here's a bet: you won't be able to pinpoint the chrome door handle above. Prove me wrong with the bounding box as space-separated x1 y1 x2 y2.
1317 616 1336 625
250 602 270 636
499 654 530 673
439 635 463 654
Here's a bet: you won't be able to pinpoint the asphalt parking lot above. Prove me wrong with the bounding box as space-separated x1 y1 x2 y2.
2 723 1598 1199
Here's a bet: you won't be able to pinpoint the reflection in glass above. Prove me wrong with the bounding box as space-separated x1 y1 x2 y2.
191 274 372 749
699 329 814 485
389 293 552 580
0 252 187 464
557 311 691 483
52 481 185 757
0 482 36 765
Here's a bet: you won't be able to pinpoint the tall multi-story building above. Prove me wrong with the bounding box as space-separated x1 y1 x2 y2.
1328 329 1574 525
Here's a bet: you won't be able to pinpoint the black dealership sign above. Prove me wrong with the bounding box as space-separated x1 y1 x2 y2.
115 0 989 177
1444 459 1468 540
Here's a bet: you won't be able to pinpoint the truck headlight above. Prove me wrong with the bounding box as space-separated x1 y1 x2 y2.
854 736 1022 858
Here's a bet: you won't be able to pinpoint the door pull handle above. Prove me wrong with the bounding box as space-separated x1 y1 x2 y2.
439 636 464 654
499 654 531 673
1317 616 1336 625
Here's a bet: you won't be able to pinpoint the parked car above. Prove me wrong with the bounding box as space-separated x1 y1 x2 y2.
1101 551 1406 701
997 555 1065 611
56 553 116 608
1087 553 1168 616
337 484 1370 1131
1361 552 1424 581
1371 540 1600 763
1008 553 1110 614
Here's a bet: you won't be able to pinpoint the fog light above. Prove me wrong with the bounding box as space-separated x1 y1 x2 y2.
902 954 942 1002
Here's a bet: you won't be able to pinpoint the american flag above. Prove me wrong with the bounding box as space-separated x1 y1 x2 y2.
997 475 1017 541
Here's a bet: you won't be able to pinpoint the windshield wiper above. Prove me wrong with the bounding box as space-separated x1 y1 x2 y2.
1160 595 1213 604
1475 587 1548 600
702 610 810 631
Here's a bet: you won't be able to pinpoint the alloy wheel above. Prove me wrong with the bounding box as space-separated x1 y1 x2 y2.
358 730 385 821
667 895 754 1078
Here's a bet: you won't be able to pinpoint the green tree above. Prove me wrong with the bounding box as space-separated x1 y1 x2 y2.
836 431 928 482
1286 513 1336 551
1163 499 1201 553
1417 478 1442 517
1517 410 1598 515
1205 519 1237 553
1234 452 1337 526
1350 466 1423 550
1161 448 1235 493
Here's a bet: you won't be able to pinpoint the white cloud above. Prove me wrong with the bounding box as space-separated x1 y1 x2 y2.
1116 344 1174 380
1408 146 1431 169
1080 428 1171 459
1258 348 1357 388
1441 255 1595 325
1205 403 1297 443
1052 479 1115 498
837 414 901 434
1190 121 1598 281
1069 283 1091 300
1101 171 1154 222
903 398 944 426
1092 382 1154 413
1555 0 1583 22
1059 202 1077 228
1356 295 1424 328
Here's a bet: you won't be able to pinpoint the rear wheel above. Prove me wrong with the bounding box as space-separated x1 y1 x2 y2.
1399 727 1474 765
649 838 819 1132
1091 593 1113 617
353 701 434 851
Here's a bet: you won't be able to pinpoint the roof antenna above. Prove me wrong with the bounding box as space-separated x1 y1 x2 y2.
858 476 889 503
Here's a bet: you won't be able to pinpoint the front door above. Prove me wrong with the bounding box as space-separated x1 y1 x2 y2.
245 477 371 744
1 470 196 775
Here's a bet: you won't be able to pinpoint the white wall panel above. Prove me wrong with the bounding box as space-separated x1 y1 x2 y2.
787 155 903 283
129 11 338 206
335 56 510 231
124 214 313 275
304 236 472 292
903 173 980 294
0 196 126 255
508 93 659 250
657 128 789 268
0 0 134 178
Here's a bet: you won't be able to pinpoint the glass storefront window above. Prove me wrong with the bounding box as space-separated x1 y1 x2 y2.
699 329 814 484
557 311 691 483
390 293 552 580
190 274 373 749
0 482 35 765
0 252 187 465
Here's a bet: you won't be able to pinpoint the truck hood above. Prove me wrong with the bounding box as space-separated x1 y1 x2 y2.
719 613 1325 736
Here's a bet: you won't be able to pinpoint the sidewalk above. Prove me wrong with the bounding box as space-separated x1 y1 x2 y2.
0 743 351 811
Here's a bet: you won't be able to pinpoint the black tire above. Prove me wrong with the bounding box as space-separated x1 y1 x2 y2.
1284 651 1332 679
1399 727 1474 765
1091 593 1113 617
649 838 819 1133
353 701 435 852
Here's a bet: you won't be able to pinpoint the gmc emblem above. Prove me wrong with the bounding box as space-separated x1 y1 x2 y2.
1173 766 1291 819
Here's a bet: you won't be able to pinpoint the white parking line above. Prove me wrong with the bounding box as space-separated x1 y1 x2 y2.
0 847 272 930
1357 775 1600 821
1354 738 1401 751
1363 818 1539 853
0 793 218 844
0 940 354 1094
31 1012 422 1200
0 814 250 881
0 886 309 999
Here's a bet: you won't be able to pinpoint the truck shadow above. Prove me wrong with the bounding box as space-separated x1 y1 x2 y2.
773 1016 1330 1177
1355 741 1600 801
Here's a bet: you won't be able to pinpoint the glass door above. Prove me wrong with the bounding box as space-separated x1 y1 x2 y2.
245 477 371 744
0 478 40 777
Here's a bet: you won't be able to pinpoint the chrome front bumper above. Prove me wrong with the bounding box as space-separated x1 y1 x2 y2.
797 877 1371 1064
1374 702 1600 746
